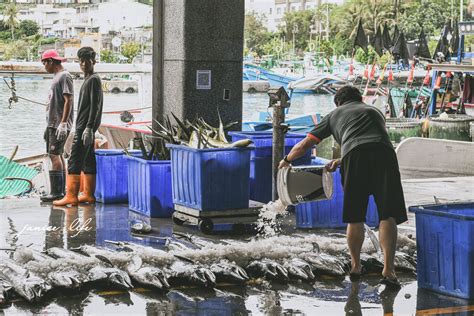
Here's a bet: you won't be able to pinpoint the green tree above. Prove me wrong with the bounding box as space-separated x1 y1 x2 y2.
17 20 39 38
3 2 19 41
3 40 28 61
244 13 272 57
278 10 314 54
121 41 141 63
100 49 118 63
399 2 450 40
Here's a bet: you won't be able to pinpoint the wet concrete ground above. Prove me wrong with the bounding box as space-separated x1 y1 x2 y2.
1 177 473 315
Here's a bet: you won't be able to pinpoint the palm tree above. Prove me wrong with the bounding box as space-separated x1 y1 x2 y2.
3 2 19 41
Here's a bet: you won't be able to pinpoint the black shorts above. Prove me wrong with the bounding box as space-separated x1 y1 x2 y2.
340 143 407 224
45 127 68 155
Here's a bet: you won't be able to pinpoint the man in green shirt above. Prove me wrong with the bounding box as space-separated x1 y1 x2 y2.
280 86 407 287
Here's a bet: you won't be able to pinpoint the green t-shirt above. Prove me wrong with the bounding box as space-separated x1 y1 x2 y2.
308 101 393 158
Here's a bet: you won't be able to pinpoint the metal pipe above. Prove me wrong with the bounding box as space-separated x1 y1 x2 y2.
152 0 165 138
272 103 285 201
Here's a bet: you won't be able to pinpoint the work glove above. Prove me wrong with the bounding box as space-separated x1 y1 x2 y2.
82 127 94 147
56 122 68 141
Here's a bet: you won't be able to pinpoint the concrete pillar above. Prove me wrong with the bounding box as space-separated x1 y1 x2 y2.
153 0 244 130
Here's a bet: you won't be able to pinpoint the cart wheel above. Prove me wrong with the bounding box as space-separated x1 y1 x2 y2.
198 219 213 234
172 212 185 225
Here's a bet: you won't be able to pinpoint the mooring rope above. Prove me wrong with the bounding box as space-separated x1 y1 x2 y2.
3 76 47 108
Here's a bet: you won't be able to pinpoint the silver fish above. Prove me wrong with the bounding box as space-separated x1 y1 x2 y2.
360 253 384 273
246 259 289 282
130 221 152 234
46 247 133 289
80 245 169 290
210 260 249 284
167 261 216 288
0 277 13 304
303 253 348 276
0 257 52 302
13 247 86 289
283 258 315 281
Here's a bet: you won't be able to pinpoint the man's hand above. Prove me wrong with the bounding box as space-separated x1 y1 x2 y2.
56 123 68 141
325 158 341 172
279 159 291 169
82 128 94 146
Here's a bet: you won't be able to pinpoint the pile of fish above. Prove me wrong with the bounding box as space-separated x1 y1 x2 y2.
0 233 416 303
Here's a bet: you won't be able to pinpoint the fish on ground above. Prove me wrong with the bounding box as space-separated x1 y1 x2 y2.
209 260 249 284
79 245 169 290
13 247 86 289
282 258 315 281
0 256 52 302
45 247 133 289
245 259 289 282
0 277 13 304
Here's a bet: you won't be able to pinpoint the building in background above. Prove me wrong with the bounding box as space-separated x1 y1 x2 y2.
245 0 344 31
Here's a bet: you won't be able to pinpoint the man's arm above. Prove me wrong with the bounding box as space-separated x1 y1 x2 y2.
60 94 73 123
279 114 332 168
86 77 102 129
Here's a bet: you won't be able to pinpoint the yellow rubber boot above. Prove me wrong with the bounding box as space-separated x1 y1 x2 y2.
53 174 81 206
78 174 96 204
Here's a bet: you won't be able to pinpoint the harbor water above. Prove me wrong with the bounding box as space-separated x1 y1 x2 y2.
0 80 335 158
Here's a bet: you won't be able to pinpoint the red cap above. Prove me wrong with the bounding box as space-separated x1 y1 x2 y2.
41 49 66 62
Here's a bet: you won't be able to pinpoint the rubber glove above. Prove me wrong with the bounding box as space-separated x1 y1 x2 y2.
82 127 93 147
56 122 68 141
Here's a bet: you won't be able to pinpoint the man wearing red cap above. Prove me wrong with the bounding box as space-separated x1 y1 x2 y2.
40 49 74 202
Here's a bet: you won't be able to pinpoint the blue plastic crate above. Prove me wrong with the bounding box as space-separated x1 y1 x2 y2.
296 160 379 228
126 156 174 218
167 144 251 211
95 149 141 203
409 202 474 299
229 131 311 203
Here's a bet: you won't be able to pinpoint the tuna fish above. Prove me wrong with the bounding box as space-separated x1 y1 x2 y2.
166 260 216 288
302 253 348 277
79 245 169 290
13 247 86 289
209 260 249 284
282 258 315 281
45 247 133 289
245 259 289 282
360 253 384 273
0 257 52 302
0 277 13 304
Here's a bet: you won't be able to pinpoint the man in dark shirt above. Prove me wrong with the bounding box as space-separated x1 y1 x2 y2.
40 49 74 202
54 47 103 206
279 86 407 287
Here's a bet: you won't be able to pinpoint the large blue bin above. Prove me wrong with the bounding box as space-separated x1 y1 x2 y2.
126 156 174 218
229 131 311 203
167 144 251 211
296 158 379 228
95 149 141 203
409 202 474 299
